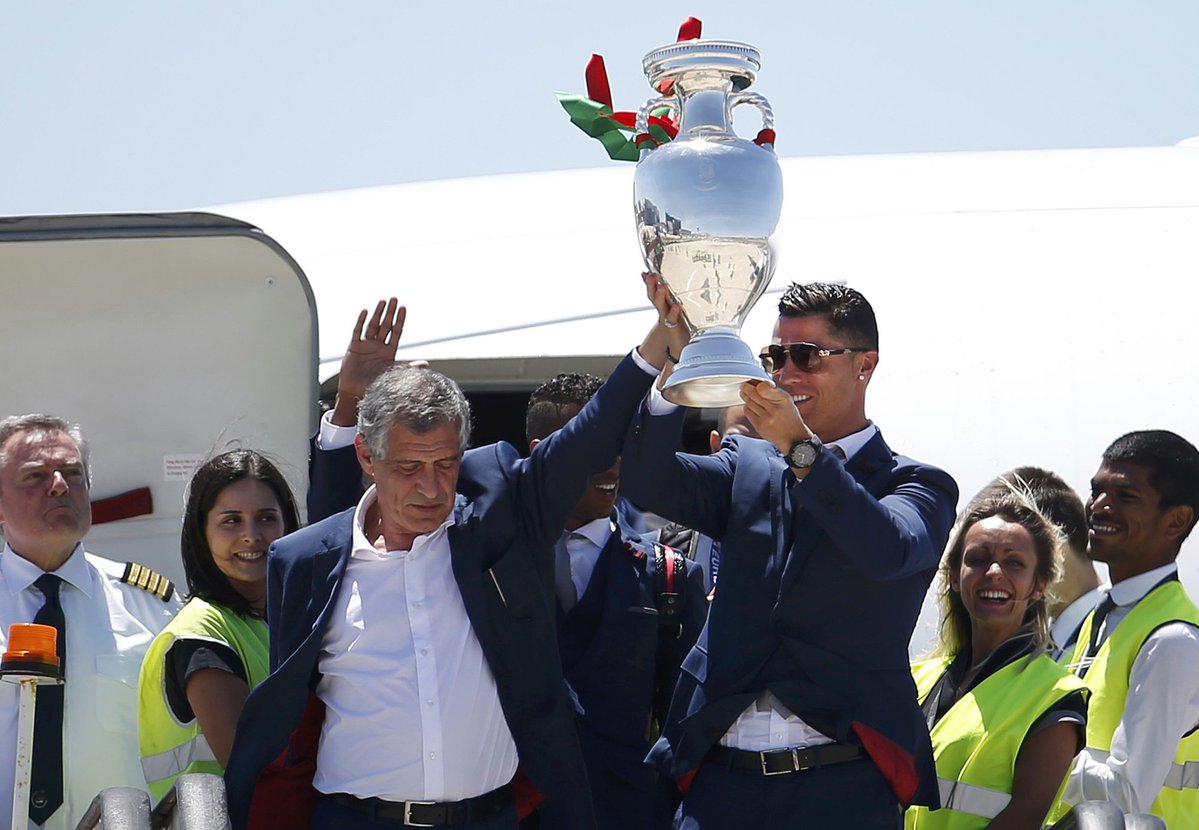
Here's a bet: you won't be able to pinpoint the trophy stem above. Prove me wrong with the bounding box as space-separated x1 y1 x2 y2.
661 327 772 408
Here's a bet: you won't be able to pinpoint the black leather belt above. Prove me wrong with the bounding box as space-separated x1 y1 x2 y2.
325 783 513 826
708 743 863 776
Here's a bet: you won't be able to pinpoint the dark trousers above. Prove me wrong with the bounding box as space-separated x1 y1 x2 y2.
673 756 902 830
312 797 518 829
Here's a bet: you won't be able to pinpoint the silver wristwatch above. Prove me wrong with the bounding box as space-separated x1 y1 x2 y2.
787 435 823 469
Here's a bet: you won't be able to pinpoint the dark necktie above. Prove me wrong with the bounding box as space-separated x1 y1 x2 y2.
554 533 578 612
30 573 65 824
1078 593 1117 676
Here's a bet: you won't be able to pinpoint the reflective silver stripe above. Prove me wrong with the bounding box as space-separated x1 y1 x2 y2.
937 776 1012 819
141 734 219 784
1088 747 1199 791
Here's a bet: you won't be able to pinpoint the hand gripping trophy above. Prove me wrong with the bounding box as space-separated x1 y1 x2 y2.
560 17 784 406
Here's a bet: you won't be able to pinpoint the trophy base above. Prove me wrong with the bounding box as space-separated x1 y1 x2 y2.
662 328 772 408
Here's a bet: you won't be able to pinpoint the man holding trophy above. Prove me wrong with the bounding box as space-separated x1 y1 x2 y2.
624 281 958 827
605 28 959 829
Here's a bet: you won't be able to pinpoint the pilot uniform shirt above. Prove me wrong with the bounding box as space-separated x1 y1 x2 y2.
0 542 181 829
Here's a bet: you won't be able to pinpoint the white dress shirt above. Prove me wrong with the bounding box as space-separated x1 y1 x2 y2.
0 544 181 829
313 486 518 802
1063 563 1199 814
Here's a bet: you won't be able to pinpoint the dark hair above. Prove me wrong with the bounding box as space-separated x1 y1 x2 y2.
181 450 301 617
971 466 1087 557
525 373 603 444
777 282 879 350
936 488 1062 658
1101 431 1199 544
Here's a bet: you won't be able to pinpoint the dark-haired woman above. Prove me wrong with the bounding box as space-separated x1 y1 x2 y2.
905 490 1088 830
138 450 301 801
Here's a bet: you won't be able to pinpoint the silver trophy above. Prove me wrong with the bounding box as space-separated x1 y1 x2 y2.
634 39 783 407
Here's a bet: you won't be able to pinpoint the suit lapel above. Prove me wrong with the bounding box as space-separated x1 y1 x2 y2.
446 516 501 662
776 431 895 595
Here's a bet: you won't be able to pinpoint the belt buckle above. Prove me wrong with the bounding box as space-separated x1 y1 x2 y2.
760 749 800 776
403 801 436 827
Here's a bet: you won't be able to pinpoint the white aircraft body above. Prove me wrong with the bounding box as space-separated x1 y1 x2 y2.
3 141 1197 655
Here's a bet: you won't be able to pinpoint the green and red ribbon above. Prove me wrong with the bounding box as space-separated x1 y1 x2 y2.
557 17 701 161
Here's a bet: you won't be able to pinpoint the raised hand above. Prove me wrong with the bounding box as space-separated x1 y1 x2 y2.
739 379 813 457
638 272 690 375
330 298 407 426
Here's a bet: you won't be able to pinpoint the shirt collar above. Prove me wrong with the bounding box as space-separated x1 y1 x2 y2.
1050 585 1107 643
826 422 878 463
351 485 457 560
568 516 616 550
2 542 93 598
1108 562 1178 608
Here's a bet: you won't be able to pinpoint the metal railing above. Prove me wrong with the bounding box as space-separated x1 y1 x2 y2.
74 774 230 830
1048 801 1169 830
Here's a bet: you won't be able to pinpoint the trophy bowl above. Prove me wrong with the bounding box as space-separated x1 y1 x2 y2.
634 39 784 408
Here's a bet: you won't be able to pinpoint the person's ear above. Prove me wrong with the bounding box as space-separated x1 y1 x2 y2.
1163 505 1194 545
355 433 375 477
856 351 878 382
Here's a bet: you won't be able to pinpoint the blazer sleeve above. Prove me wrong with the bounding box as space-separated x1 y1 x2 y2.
620 402 737 540
791 449 959 581
306 436 364 523
513 352 656 546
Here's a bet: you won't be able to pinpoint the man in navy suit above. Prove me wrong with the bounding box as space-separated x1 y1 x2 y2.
621 281 959 829
224 297 683 829
522 373 707 830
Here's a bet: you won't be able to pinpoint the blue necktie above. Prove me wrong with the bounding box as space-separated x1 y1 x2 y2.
30 574 65 824
1078 593 1117 677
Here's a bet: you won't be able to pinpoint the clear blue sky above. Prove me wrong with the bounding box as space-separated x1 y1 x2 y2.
2 1 1196 215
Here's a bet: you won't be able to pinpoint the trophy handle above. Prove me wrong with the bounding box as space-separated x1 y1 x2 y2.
635 96 678 151
729 92 776 148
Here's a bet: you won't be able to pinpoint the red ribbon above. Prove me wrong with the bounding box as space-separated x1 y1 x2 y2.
585 54 613 109
677 17 702 41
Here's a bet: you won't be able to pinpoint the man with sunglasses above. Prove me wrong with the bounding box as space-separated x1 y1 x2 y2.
622 281 959 829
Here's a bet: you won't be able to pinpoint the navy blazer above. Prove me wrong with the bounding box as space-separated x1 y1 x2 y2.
225 353 654 830
553 521 706 830
620 409 958 808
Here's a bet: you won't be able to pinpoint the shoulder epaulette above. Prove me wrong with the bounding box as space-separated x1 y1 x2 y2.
120 561 175 602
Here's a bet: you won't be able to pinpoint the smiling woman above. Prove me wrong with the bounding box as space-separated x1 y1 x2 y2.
906 489 1090 830
136 451 301 803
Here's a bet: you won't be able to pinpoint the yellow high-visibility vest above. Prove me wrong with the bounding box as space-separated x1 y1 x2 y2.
907 651 1087 830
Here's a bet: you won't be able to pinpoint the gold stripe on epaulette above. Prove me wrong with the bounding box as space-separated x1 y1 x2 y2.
120 562 175 602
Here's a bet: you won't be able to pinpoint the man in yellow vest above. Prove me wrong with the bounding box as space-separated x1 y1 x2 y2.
1055 430 1199 828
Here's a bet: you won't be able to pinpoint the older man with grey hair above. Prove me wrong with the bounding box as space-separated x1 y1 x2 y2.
225 294 684 830
0 413 180 829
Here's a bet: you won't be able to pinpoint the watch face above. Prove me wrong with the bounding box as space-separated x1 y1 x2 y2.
790 441 818 468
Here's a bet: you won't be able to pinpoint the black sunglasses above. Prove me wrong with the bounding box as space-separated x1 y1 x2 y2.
759 342 871 373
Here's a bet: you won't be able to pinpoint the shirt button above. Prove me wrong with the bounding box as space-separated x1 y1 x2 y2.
429 752 436 760
420 649 428 656
414 601 423 608
426 698 434 705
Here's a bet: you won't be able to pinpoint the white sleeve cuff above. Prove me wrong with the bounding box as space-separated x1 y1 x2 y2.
646 382 680 416
631 347 660 377
317 410 358 451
